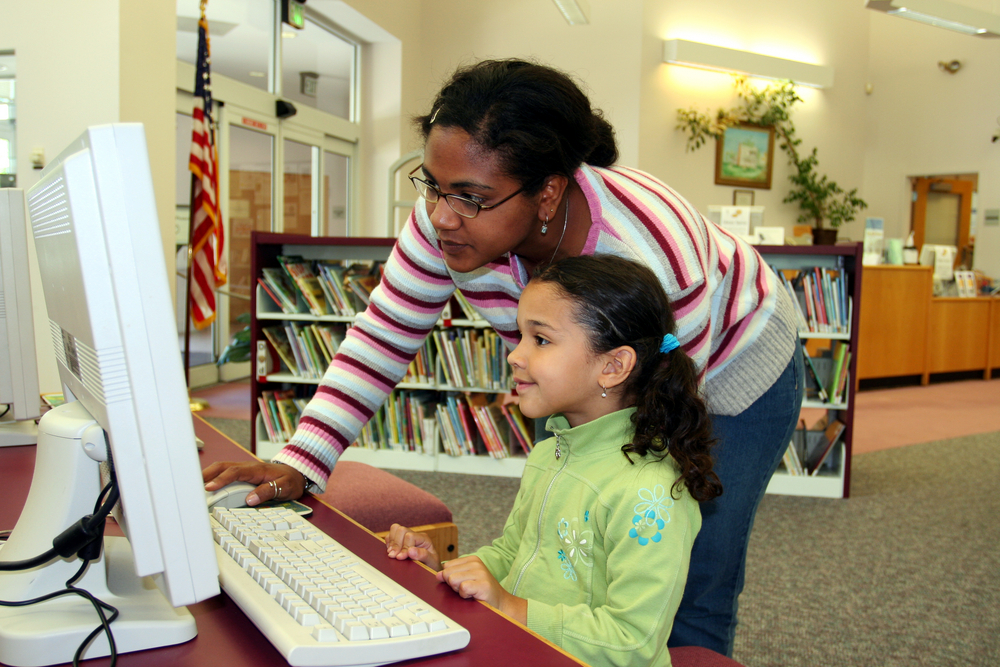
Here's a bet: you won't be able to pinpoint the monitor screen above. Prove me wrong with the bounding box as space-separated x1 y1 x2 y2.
0 188 40 446
0 124 219 666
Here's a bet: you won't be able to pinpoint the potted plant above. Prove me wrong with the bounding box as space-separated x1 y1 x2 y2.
677 76 866 244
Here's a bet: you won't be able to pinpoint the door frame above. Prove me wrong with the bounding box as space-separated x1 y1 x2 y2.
911 176 974 260
176 62 360 386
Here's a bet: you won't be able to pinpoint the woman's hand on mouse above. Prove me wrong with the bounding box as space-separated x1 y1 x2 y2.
202 461 307 506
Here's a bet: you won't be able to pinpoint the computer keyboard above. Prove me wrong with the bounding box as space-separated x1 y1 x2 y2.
211 506 470 667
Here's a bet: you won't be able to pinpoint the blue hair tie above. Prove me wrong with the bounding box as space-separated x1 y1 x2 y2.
660 334 680 354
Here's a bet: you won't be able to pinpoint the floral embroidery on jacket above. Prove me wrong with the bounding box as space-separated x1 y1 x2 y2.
557 549 577 581
557 517 594 568
629 486 672 546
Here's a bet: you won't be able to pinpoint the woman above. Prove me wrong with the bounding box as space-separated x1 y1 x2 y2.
204 59 803 657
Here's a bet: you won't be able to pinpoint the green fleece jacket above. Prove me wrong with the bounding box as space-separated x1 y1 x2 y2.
472 408 701 667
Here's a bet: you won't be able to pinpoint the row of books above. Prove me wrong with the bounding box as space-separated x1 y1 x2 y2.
258 389 308 444
352 391 533 459
263 323 345 379
781 417 845 476
430 328 510 391
775 266 851 334
802 342 851 405
259 256 381 317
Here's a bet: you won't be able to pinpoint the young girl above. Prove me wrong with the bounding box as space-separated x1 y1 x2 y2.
385 255 722 667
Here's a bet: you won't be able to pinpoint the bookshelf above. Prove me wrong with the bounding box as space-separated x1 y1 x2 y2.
250 232 530 478
759 243 863 499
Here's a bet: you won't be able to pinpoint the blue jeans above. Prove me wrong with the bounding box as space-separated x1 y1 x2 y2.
667 339 804 656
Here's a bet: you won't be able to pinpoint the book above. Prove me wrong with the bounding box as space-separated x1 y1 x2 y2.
316 262 355 316
278 255 330 316
827 341 848 401
802 347 829 403
257 396 280 443
262 326 299 375
833 351 852 403
808 419 846 475
274 390 301 440
261 267 303 314
257 277 286 312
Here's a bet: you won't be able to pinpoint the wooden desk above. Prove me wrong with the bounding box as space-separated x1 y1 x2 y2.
857 265 933 380
0 416 584 667
858 265 1000 382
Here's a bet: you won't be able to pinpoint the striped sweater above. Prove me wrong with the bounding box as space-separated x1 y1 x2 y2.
273 164 797 490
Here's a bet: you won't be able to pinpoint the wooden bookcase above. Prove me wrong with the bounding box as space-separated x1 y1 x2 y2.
249 231 528 478
758 243 863 499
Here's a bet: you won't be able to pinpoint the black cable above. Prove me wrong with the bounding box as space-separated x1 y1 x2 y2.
0 572 120 667
0 405 9 420
0 465 120 572
0 456 121 665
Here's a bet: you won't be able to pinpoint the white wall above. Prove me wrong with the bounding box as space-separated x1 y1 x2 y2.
0 0 176 393
415 0 645 167
638 0 871 236
863 10 1000 277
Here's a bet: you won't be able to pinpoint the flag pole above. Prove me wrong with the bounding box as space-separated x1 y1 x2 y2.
186 174 209 412
184 173 198 389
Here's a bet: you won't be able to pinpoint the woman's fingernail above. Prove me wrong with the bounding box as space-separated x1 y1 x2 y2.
247 493 260 506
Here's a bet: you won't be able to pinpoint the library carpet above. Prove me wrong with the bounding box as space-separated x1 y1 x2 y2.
193 378 1000 667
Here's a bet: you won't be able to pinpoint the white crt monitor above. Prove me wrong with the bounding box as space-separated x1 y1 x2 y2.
0 124 219 666
0 188 40 446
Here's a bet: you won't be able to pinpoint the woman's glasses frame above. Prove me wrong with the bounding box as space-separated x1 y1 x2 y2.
408 164 525 219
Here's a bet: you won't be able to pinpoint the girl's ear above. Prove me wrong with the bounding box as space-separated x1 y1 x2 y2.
601 346 636 390
535 175 569 220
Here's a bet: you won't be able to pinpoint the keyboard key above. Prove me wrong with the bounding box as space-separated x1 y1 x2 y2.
363 618 389 640
312 623 339 643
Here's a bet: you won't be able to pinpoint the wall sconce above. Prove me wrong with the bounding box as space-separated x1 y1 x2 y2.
552 0 589 25
938 59 962 73
865 0 1000 38
663 39 834 89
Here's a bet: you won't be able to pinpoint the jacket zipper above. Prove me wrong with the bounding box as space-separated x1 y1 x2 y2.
510 439 568 596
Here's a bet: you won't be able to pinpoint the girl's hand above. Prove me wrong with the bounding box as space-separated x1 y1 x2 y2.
202 461 307 505
437 556 527 623
384 523 441 571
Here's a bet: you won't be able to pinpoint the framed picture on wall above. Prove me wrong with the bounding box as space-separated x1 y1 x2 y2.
733 189 755 206
715 123 775 189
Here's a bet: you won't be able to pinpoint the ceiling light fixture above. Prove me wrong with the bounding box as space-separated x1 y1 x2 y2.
552 0 590 25
865 0 1000 38
663 39 834 89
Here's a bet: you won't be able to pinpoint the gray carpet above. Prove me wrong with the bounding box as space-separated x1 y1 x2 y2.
204 416 1000 666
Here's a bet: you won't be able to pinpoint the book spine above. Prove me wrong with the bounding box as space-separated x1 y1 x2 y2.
802 347 830 403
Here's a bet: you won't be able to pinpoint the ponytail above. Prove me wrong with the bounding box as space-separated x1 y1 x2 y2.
625 344 722 503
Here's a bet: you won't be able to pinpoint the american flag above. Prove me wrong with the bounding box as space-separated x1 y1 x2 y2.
188 0 226 330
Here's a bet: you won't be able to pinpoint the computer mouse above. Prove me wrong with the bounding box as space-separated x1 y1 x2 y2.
206 481 258 509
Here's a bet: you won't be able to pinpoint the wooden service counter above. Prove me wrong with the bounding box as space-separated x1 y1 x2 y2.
857 265 1000 383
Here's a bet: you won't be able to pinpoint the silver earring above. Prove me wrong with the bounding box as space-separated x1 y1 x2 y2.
601 384 607 399
541 210 552 235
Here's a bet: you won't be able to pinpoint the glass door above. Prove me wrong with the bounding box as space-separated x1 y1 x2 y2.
225 113 277 356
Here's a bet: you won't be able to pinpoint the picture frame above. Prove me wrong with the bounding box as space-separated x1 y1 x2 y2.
733 189 755 206
715 123 775 190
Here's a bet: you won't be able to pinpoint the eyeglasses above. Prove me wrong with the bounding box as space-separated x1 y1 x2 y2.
408 164 524 219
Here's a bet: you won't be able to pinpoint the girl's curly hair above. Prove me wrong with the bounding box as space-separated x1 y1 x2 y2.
533 255 722 502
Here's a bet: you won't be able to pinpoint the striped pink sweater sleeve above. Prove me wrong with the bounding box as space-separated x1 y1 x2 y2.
272 212 457 490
